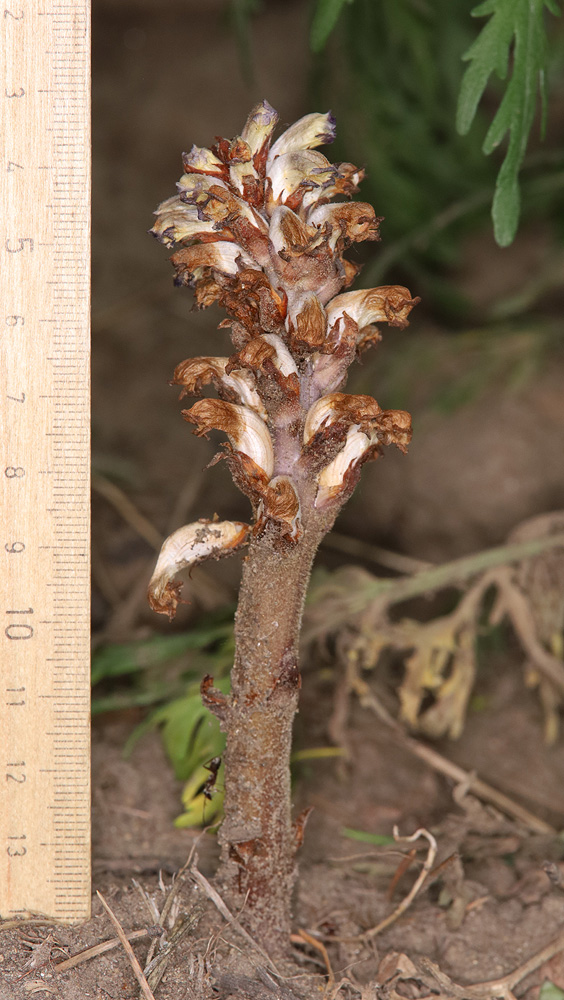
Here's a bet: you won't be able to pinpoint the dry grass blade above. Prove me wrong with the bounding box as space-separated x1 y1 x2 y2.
292 928 335 987
190 866 279 974
0 919 60 933
145 907 204 992
137 838 207 996
96 891 156 1000
92 474 163 551
53 928 158 973
360 827 437 941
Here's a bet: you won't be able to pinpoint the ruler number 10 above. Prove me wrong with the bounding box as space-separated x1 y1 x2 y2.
4 539 33 640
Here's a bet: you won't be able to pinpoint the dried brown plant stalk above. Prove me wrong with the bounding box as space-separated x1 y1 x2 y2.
148 101 418 953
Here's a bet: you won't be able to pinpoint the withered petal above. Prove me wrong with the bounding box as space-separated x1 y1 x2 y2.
289 293 327 350
327 285 420 337
171 241 256 286
315 427 373 507
308 201 382 249
269 205 326 258
258 475 301 539
148 520 249 619
301 162 364 211
171 356 267 419
183 398 274 479
314 406 412 506
304 393 382 444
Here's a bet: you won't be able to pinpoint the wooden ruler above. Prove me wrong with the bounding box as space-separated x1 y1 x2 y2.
0 0 91 923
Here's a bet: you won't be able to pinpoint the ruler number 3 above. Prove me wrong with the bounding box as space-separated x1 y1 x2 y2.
5 238 33 253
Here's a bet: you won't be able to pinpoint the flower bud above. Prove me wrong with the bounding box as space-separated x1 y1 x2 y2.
266 111 336 170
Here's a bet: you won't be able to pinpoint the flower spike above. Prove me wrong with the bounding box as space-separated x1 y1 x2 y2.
150 100 418 565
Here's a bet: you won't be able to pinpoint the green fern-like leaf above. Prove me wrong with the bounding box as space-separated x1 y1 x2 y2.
456 0 560 246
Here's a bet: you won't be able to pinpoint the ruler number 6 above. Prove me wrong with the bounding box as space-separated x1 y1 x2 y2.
5 542 25 553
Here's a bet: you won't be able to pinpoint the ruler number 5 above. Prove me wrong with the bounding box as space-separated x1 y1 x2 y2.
5 238 33 253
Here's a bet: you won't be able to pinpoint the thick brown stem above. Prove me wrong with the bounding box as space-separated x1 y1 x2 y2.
214 505 335 954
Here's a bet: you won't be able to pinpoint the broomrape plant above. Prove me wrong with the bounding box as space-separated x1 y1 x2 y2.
148 101 418 952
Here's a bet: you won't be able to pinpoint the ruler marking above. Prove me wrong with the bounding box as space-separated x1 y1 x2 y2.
1 0 91 924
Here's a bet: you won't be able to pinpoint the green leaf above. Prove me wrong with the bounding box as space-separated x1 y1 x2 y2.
124 677 229 781
341 827 395 845
456 0 560 245
91 622 233 685
539 981 564 1000
310 0 352 53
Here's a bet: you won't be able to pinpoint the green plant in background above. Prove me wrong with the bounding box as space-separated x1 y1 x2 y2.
310 0 563 281
456 0 561 246
126 679 230 829
91 615 234 715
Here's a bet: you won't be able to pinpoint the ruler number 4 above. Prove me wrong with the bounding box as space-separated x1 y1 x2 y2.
4 10 24 18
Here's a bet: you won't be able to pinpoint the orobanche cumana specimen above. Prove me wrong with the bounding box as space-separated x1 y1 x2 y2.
148 101 418 951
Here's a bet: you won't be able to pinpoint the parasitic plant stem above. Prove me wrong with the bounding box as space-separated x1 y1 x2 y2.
148 101 418 951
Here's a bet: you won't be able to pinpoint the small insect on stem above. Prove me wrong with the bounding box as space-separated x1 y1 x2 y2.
202 756 222 825
203 756 222 801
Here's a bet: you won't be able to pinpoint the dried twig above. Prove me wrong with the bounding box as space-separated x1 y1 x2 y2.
304 532 564 643
353 674 556 834
323 532 431 575
420 924 564 999
491 567 564 693
190 866 278 974
360 827 437 941
96 891 156 1000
